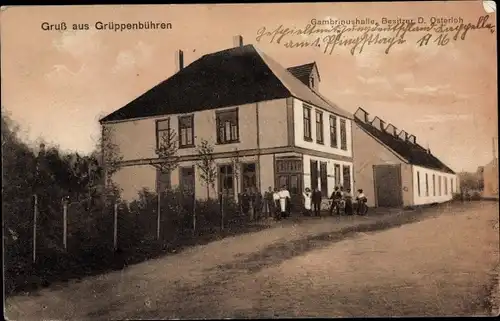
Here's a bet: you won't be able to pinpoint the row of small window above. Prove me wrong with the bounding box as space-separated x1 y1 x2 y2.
158 163 258 197
155 109 239 149
416 172 455 197
310 160 352 198
303 105 348 150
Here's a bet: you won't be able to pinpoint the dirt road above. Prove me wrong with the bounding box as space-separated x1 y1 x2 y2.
5 202 499 319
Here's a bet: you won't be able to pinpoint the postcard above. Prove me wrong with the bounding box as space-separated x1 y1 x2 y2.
2 2 498 319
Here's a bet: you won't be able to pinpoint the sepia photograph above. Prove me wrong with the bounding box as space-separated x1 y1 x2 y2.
1 1 498 318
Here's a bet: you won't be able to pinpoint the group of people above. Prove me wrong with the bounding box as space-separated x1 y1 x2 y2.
238 186 292 221
236 185 367 221
303 186 367 216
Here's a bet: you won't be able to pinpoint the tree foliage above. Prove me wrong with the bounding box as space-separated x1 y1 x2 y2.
151 127 179 175
195 139 217 199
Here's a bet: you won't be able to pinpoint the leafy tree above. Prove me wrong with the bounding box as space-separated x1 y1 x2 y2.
98 125 123 205
149 127 179 240
195 139 217 200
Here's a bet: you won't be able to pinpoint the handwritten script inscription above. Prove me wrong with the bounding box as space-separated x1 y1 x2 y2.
255 15 495 56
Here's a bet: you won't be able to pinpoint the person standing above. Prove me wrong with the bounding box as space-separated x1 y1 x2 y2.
356 189 367 215
263 186 274 218
273 187 281 220
240 188 250 216
312 187 322 217
344 188 353 215
303 187 313 216
254 188 263 220
329 186 342 216
278 185 291 219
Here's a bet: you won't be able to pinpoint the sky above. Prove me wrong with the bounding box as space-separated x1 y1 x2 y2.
1 2 497 172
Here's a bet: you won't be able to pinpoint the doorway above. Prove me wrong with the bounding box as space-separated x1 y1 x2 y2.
373 164 403 207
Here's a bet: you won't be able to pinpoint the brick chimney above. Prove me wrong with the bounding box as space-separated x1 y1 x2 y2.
175 50 184 72
233 35 243 48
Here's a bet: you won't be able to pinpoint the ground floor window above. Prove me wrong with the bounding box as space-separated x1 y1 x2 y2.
310 160 318 190
179 166 195 194
432 174 436 196
417 171 421 196
320 162 328 197
334 164 341 187
275 157 302 194
342 165 351 191
219 164 234 196
451 178 454 194
241 163 257 192
425 173 429 196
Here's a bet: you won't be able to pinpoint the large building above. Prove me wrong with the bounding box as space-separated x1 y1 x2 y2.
100 40 354 202
352 107 459 207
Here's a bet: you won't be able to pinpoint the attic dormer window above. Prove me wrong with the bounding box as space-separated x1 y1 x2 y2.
310 76 315 89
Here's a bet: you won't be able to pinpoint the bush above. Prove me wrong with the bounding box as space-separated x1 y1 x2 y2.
124 188 246 243
2 111 260 296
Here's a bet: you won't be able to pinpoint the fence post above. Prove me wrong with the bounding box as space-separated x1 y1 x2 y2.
63 198 68 251
113 202 118 251
33 194 38 263
220 193 224 231
156 192 161 240
192 193 196 236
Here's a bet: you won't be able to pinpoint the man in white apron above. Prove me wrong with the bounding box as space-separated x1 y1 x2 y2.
278 185 291 219
303 187 312 216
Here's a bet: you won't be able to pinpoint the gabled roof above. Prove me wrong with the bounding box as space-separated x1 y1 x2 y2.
354 117 455 174
100 45 349 123
287 62 321 82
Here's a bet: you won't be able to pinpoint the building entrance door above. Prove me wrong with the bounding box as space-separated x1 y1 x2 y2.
373 164 403 207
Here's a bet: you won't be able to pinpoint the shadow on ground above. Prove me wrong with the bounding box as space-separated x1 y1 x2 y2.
201 207 443 285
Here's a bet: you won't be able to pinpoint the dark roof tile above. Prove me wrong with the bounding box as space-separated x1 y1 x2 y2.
100 45 349 122
354 117 455 174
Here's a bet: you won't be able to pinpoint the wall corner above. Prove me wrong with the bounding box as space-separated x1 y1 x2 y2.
286 97 295 147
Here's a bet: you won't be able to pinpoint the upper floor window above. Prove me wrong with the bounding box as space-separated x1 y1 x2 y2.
156 118 170 150
316 111 324 144
303 106 312 141
216 109 239 144
340 118 347 151
330 115 338 148
178 115 194 148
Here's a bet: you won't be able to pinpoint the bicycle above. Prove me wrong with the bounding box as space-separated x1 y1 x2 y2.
330 199 346 215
